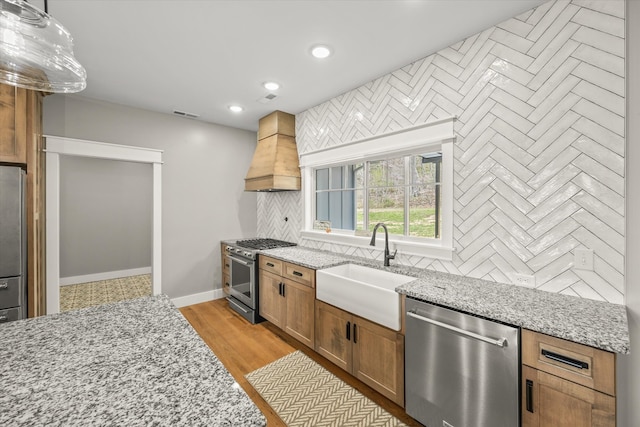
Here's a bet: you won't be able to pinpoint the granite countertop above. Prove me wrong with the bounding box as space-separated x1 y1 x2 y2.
0 295 266 427
260 246 630 354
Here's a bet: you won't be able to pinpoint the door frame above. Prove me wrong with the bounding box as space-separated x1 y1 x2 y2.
45 136 163 314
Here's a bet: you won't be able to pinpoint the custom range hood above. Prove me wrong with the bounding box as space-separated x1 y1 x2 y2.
245 111 301 192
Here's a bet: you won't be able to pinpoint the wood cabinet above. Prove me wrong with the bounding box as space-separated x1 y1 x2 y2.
521 329 616 427
315 300 405 407
0 83 45 317
258 255 315 348
0 84 27 164
220 243 230 296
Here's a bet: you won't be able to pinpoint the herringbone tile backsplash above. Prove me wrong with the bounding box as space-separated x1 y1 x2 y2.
258 0 625 304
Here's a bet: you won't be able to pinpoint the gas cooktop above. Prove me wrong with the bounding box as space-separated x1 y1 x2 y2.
235 238 297 250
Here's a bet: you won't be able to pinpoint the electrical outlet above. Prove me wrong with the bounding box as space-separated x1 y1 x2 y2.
574 248 594 270
514 273 535 288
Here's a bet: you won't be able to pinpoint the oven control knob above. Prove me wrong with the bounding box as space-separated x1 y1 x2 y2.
244 251 252 257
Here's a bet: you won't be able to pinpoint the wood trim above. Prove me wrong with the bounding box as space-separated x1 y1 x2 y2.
25 90 45 317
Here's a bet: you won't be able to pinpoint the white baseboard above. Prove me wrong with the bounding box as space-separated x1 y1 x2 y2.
171 288 226 308
60 267 152 286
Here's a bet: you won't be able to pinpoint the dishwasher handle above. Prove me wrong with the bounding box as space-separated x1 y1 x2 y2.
407 310 507 348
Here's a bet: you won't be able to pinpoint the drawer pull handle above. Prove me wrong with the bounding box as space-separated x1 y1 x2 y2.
542 349 589 370
266 262 275 267
346 321 351 340
292 271 303 277
0 282 8 290
526 379 534 413
353 323 357 344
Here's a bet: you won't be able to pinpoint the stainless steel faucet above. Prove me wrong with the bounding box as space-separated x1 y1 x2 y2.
369 222 397 266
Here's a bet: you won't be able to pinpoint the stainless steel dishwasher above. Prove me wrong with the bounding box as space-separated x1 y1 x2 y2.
405 297 520 427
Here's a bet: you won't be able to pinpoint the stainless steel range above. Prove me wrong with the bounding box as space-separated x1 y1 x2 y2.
224 238 296 323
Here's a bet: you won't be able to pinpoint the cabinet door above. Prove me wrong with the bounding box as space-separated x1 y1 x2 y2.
352 315 405 407
315 300 352 372
522 365 615 427
259 270 284 328
282 278 314 348
0 84 26 164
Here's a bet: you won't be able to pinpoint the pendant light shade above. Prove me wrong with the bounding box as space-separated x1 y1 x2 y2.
0 0 86 93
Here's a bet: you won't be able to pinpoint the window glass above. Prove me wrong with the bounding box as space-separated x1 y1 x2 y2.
368 187 405 234
314 152 442 239
368 157 404 187
330 166 343 189
409 185 438 238
316 192 329 221
316 168 329 191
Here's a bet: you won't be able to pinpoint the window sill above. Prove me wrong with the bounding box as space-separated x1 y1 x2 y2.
300 230 454 261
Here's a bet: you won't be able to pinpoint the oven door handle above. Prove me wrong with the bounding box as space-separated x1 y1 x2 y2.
228 255 253 266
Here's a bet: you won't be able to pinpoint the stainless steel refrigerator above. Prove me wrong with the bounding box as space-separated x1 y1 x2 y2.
0 165 27 323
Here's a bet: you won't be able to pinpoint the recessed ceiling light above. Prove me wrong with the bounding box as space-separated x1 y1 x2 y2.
263 81 280 91
311 45 332 59
228 105 243 113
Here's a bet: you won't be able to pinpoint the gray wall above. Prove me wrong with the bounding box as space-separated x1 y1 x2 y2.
59 156 152 278
44 96 258 299
618 0 639 424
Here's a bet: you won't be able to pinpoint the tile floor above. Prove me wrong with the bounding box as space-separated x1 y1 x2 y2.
59 274 152 312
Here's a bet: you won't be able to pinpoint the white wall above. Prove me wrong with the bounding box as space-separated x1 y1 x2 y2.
43 95 258 299
617 0 639 425
261 0 626 305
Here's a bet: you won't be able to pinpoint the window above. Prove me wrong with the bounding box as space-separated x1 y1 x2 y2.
314 153 442 239
299 117 455 260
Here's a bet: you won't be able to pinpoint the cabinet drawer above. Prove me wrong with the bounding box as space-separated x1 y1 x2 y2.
283 262 315 288
522 329 615 396
0 307 22 323
259 255 283 275
0 277 23 309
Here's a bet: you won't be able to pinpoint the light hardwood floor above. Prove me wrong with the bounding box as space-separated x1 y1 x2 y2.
179 299 422 427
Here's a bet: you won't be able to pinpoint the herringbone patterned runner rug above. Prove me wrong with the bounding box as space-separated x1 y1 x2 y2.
246 351 407 426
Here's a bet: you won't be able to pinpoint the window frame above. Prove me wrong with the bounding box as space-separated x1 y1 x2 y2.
299 117 456 261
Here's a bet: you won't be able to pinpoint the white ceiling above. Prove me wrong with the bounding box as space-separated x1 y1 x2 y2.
43 0 547 132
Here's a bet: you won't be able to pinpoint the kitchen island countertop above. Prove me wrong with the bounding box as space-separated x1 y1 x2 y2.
0 295 266 426
260 246 630 354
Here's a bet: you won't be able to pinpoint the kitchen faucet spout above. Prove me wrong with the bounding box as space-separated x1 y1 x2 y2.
369 222 397 266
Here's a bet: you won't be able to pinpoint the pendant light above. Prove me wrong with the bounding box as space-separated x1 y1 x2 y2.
0 0 86 93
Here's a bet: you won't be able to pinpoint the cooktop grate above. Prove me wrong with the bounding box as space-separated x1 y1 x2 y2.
236 238 297 250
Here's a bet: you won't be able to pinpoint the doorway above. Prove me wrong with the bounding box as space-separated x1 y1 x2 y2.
45 136 163 315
